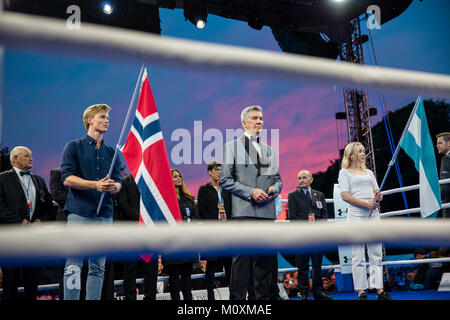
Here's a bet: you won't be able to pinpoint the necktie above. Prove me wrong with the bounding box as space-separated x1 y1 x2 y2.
306 190 312 205
20 170 30 176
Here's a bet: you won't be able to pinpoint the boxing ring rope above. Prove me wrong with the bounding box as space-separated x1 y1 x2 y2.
1 219 450 265
1 12 450 99
1 174 450 262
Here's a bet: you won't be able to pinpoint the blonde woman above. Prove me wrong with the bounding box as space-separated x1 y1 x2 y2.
338 142 393 300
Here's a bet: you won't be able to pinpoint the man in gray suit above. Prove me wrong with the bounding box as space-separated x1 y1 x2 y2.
220 105 282 300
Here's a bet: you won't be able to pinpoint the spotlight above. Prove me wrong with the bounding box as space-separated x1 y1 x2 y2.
184 4 207 29
196 19 206 29
103 3 113 15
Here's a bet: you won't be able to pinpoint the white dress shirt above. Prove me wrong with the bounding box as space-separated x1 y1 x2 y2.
244 131 262 156
13 166 36 219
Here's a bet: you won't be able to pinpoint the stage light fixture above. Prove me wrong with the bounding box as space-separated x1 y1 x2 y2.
103 3 113 15
196 19 206 29
184 4 208 30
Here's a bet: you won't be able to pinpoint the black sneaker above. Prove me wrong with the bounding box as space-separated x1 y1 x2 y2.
377 291 394 300
358 292 368 300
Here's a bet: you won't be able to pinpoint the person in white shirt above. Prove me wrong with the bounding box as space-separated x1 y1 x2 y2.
338 142 393 300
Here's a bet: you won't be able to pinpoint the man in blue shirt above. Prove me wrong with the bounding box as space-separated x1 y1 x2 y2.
61 103 122 300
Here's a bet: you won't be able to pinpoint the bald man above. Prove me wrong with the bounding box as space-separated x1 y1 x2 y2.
287 170 332 300
0 146 54 300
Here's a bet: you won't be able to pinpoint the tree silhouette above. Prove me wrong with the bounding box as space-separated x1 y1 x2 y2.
0 144 12 173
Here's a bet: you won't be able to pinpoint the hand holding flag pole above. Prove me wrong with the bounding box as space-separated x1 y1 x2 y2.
369 96 422 218
96 64 145 216
370 96 442 218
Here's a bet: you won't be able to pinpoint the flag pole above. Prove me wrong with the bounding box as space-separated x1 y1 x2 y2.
96 63 145 215
370 96 422 217
377 96 422 192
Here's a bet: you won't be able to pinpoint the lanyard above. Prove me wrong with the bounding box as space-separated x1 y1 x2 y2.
217 186 223 204
18 175 33 203
18 174 35 218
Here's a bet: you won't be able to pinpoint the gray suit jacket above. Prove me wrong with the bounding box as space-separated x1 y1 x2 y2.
220 135 282 219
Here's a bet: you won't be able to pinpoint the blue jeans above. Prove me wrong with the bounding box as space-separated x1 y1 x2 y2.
63 213 112 300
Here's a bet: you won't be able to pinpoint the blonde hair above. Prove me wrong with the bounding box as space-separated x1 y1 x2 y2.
83 104 111 130
341 142 366 170
171 168 195 205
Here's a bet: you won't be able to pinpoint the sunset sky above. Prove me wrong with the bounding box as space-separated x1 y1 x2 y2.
2 0 450 201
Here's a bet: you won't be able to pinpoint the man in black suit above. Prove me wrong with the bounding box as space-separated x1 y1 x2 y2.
436 132 450 218
0 146 54 300
197 161 232 300
287 170 332 300
117 173 158 300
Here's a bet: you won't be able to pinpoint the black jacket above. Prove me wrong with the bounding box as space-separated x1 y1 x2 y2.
178 193 200 222
117 174 140 221
0 169 54 224
49 167 68 221
197 182 232 221
287 188 328 221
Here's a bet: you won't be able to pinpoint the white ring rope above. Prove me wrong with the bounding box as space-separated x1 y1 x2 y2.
381 178 450 196
1 219 450 266
1 12 450 99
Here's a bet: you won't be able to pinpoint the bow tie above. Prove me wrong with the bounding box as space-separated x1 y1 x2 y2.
20 170 30 176
250 136 260 143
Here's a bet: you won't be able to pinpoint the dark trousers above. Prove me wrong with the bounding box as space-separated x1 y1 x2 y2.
166 263 193 300
270 254 281 300
101 260 115 300
246 258 281 300
123 257 158 300
295 253 323 295
2 266 40 301
204 257 232 299
229 254 276 300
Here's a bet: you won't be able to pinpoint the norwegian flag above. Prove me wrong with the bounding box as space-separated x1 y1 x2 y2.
121 68 182 228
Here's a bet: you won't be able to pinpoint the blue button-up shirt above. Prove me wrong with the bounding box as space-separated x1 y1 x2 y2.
61 135 121 218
